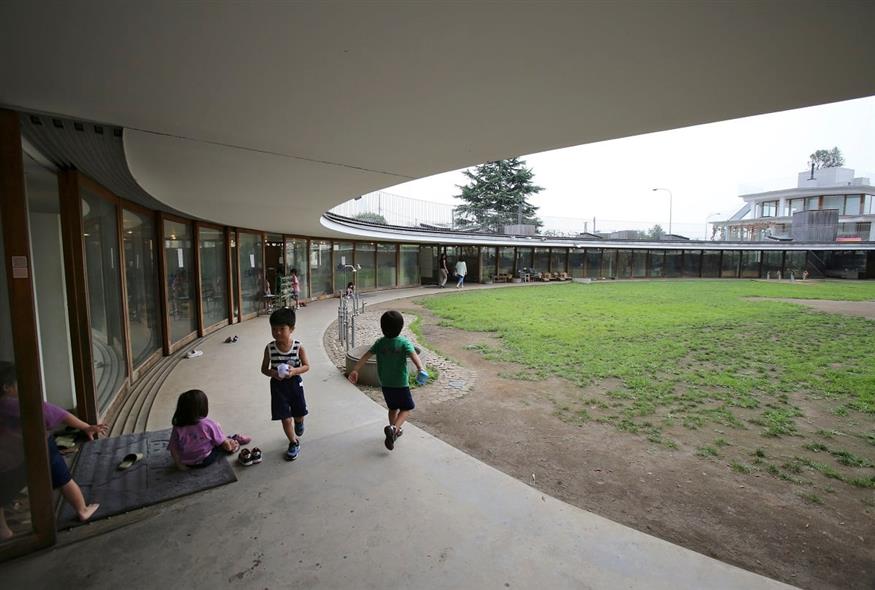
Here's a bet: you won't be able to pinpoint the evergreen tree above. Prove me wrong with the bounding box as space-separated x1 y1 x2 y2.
808 147 845 169
453 158 543 232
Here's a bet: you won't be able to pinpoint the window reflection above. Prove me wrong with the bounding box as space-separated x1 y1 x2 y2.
164 219 197 341
199 226 228 328
123 209 161 367
82 189 127 411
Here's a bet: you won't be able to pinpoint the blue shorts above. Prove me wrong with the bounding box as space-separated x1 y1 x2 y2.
48 437 72 489
381 386 415 412
271 376 308 421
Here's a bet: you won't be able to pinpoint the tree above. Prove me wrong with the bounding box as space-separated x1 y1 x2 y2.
353 212 387 224
453 158 543 232
808 147 845 170
645 224 665 240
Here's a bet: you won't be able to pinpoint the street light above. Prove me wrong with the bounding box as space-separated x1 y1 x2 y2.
651 188 673 237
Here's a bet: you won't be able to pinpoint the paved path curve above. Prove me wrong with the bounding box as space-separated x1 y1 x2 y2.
1 284 796 589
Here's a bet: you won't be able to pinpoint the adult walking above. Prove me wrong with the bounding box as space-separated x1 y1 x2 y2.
438 252 449 288
454 258 467 288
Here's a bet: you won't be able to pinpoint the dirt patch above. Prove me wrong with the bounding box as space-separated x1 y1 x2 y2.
353 296 874 590
746 297 875 320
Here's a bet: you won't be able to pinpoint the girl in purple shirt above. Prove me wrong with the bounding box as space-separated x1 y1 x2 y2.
168 389 252 469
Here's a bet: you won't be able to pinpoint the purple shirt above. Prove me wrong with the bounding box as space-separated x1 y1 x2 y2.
0 396 69 430
168 418 226 465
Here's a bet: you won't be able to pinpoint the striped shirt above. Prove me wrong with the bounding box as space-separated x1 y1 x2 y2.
268 340 302 369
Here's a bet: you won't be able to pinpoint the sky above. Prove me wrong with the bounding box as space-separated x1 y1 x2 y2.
381 95 875 239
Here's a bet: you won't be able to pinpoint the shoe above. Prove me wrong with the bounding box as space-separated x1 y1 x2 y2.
294 421 305 437
286 441 300 461
250 448 263 464
184 349 204 359
383 425 396 451
224 336 233 343
238 448 253 466
395 428 403 439
232 335 239 343
230 433 252 445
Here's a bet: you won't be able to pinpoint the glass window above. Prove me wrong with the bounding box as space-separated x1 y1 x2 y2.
844 195 862 216
721 250 740 278
632 250 647 278
683 250 701 278
198 226 228 328
399 244 420 286
701 250 721 278
481 247 497 281
533 248 550 272
788 198 805 215
762 251 783 276
616 250 632 279
585 249 602 278
760 201 777 217
0 202 36 544
823 195 844 213
550 248 567 274
333 241 355 294
516 248 533 274
284 238 309 300
355 242 376 290
568 248 585 278
83 188 127 410
238 231 263 316
649 250 665 277
740 250 762 278
806 196 820 210
164 219 197 341
784 251 806 278
498 247 515 275
309 240 333 297
601 249 616 278
123 209 161 367
229 234 239 320
664 250 682 278
376 243 397 288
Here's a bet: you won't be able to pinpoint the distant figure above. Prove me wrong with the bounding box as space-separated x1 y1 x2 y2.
438 253 449 288
289 268 301 310
455 258 468 288
261 308 310 461
802 270 809 281
345 282 355 298
347 311 427 451
168 389 252 469
0 362 107 537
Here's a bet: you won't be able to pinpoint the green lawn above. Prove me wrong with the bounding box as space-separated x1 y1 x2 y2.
419 280 875 495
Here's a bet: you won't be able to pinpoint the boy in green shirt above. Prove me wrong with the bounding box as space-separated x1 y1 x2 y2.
348 311 427 450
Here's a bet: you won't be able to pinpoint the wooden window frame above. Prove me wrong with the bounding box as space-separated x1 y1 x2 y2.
195 221 231 336
158 212 199 354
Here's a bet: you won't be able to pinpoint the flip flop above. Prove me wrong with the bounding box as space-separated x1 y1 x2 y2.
117 452 144 470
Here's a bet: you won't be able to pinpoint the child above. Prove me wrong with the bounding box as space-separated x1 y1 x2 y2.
261 307 310 461
347 311 427 451
454 258 467 288
0 362 106 537
168 389 253 469
345 282 355 298
289 268 301 310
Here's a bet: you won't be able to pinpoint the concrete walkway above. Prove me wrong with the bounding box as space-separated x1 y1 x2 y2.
1 285 796 589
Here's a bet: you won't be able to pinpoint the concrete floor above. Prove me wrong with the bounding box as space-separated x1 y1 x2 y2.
1 285 797 589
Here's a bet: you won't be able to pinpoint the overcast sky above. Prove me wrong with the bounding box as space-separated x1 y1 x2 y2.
382 95 875 239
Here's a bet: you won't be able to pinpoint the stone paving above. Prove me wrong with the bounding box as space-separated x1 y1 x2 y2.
323 310 476 405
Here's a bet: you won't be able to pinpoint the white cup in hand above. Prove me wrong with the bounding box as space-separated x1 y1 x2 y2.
277 363 291 378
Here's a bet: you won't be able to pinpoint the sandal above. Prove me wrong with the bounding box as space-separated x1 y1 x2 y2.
117 452 144 470
238 448 253 466
230 433 252 445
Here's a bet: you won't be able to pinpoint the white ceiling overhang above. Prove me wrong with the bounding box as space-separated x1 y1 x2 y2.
2 2 874 237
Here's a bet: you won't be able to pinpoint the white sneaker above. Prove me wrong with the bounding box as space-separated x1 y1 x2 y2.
185 349 204 359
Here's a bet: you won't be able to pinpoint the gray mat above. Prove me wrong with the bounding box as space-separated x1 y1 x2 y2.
58 429 237 529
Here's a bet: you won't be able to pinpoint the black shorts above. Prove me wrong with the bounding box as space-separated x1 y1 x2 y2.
381 386 415 411
48 437 72 489
271 376 308 420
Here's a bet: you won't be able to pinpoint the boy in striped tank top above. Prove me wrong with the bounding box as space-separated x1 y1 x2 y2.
261 308 310 460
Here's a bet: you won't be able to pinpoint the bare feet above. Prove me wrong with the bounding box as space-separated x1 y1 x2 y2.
77 503 99 522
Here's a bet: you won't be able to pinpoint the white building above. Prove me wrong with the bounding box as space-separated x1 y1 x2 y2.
715 167 875 242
